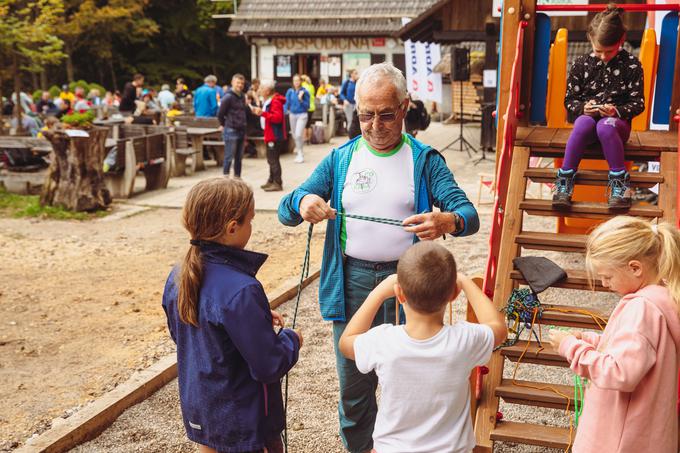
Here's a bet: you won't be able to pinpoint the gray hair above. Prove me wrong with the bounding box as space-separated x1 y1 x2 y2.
260 79 276 91
161 84 170 91
204 75 217 84
355 63 408 108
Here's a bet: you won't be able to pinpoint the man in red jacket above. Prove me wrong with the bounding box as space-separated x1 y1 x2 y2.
252 79 287 192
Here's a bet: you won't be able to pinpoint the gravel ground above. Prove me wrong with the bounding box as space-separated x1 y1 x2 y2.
72 207 618 452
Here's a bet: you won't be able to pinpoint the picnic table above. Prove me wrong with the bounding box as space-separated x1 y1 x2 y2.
186 127 221 171
93 117 126 140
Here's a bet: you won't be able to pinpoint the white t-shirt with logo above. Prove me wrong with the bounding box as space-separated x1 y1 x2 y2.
341 135 415 262
354 322 494 453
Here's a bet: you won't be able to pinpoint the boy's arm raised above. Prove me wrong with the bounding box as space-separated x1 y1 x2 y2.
459 275 507 347
339 274 397 360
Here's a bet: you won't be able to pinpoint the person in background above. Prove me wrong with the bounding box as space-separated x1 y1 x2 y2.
317 78 331 98
339 68 359 135
284 74 310 164
73 86 91 112
167 102 184 119
11 91 34 115
120 73 144 114
215 79 225 104
36 91 57 115
194 75 219 118
301 74 316 144
56 99 72 119
175 78 190 99
59 84 75 105
217 74 248 178
245 78 263 158
87 89 102 106
252 79 287 192
158 84 176 110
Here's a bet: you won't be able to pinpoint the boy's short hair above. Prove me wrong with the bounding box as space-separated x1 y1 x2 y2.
397 242 457 313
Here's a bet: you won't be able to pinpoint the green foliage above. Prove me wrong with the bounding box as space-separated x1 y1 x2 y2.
0 188 108 220
88 82 106 95
48 85 61 98
32 89 43 103
60 110 95 127
0 0 66 73
68 79 89 92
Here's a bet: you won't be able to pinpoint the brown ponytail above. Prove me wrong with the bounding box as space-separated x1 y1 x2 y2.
588 3 626 46
177 177 254 327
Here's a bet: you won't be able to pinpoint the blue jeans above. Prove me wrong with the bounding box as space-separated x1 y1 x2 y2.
223 127 245 176
332 256 399 453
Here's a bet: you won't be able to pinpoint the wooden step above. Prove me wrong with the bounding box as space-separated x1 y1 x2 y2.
524 168 663 188
516 126 676 161
491 421 571 450
516 231 587 253
520 199 663 219
495 379 575 411
500 340 568 367
510 268 607 291
539 304 608 330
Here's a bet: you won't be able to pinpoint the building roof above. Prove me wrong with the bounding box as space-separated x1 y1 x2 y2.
227 0 440 37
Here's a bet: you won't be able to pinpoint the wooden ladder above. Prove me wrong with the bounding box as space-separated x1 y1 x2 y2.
473 125 678 451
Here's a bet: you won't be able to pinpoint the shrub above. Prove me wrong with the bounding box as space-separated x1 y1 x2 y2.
32 90 43 103
48 85 61 99
60 110 96 128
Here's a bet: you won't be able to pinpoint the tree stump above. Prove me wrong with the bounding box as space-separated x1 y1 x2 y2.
40 127 112 211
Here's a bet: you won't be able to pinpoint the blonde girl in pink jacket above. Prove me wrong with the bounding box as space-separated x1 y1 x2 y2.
550 216 680 453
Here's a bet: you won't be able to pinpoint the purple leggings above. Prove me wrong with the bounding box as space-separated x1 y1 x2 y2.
562 115 631 172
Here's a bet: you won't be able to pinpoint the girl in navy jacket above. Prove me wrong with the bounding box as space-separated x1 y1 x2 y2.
163 177 301 453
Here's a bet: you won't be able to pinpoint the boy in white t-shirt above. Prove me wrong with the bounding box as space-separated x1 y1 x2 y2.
339 242 507 453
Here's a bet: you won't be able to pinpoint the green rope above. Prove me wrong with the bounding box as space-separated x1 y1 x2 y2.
574 375 586 427
337 211 415 227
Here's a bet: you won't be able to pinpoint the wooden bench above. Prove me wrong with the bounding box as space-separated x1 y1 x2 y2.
171 126 200 177
104 132 171 198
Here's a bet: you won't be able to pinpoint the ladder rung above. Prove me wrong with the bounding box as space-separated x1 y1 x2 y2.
520 199 663 219
539 304 608 330
510 268 607 292
516 231 587 253
495 378 575 411
491 421 571 450
524 168 663 188
500 341 568 367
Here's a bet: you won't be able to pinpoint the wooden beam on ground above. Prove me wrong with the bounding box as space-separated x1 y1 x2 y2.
15 267 321 453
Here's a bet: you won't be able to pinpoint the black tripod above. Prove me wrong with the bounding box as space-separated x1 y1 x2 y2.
442 79 477 157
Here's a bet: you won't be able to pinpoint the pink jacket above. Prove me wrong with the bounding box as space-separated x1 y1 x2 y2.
559 285 680 453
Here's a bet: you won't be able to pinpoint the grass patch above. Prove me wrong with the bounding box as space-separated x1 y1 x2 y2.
0 188 109 220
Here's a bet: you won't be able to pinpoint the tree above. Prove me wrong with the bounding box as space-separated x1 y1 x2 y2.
0 0 65 134
56 0 159 83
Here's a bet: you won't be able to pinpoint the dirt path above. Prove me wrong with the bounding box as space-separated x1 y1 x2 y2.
0 209 324 451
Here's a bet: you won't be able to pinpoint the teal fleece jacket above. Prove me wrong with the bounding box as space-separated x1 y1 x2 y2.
278 134 479 321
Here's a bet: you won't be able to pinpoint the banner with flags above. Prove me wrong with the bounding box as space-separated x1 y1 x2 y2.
404 40 443 103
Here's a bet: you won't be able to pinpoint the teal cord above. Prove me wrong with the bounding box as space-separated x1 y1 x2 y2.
337 212 414 227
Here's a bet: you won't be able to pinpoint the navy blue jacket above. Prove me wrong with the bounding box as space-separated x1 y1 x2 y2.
162 242 300 452
339 79 356 104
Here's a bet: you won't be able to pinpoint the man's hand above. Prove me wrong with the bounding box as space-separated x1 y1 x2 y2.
299 194 336 224
271 310 285 329
403 212 457 240
251 106 262 116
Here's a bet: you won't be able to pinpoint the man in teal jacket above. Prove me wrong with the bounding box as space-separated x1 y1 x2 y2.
278 63 479 453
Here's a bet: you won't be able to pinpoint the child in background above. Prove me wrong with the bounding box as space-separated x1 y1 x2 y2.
550 216 680 453
339 242 506 453
162 177 302 453
553 4 645 210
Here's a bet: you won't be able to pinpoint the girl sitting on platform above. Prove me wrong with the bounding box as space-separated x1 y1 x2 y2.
550 216 680 453
162 177 302 453
552 4 645 210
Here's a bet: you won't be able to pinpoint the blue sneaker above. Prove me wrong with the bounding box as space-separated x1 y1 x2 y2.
607 170 632 209
552 169 576 209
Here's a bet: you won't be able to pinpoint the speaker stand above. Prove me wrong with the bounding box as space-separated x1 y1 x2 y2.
441 80 477 157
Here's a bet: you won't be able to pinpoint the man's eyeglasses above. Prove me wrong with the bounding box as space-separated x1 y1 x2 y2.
357 109 402 123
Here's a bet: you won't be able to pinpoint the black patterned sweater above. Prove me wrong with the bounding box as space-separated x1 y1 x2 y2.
564 49 645 123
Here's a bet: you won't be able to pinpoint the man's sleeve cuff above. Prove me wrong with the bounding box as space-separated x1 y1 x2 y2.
292 190 310 215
